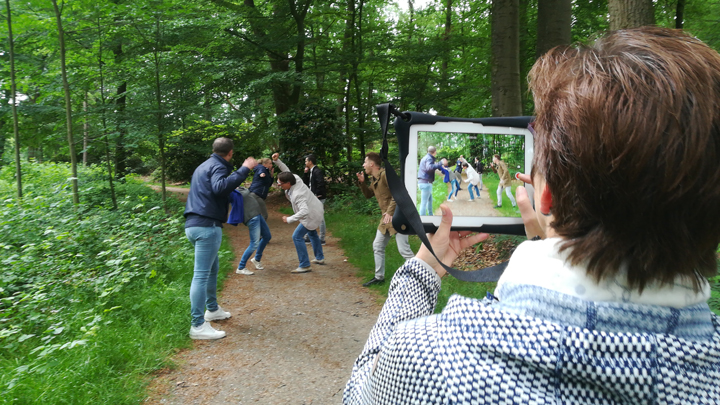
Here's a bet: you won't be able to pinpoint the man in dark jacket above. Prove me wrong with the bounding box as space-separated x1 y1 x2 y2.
184 137 256 340
248 158 275 200
302 154 327 244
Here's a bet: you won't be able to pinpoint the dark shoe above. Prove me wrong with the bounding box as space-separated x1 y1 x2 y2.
321 239 326 245
363 277 385 287
495 205 502 208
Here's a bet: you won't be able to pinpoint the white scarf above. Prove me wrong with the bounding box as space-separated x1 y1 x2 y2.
496 238 710 308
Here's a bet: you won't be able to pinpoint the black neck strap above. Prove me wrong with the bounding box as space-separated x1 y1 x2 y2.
378 104 508 282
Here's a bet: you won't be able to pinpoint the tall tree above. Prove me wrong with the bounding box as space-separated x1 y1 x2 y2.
608 0 654 30
5 0 22 199
51 0 80 204
536 0 571 58
491 0 522 117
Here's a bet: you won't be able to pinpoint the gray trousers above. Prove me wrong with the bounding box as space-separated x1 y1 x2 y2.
373 230 414 280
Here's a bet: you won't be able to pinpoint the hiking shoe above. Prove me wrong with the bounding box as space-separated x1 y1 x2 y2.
236 268 254 275
311 258 325 265
204 306 231 321
250 258 264 270
190 322 226 340
321 239 326 245
291 266 312 273
304 236 311 244
363 277 385 287
495 205 502 208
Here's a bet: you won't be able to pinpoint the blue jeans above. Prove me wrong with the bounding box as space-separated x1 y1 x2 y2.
292 223 324 268
448 179 460 200
469 183 480 200
418 182 433 215
186 226 223 327
238 215 272 269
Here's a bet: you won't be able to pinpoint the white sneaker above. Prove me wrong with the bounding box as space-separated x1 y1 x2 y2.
311 258 325 265
236 268 254 275
190 322 226 340
291 266 312 273
250 258 264 270
204 306 231 321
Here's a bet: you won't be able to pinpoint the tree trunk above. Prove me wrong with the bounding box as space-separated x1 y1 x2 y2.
675 0 685 29
5 0 22 199
52 0 80 205
438 0 452 116
154 14 167 207
608 0 654 30
97 17 117 210
83 93 88 165
491 0 522 117
536 0 571 58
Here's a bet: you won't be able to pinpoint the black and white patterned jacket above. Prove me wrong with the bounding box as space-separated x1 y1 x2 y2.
344 258 720 404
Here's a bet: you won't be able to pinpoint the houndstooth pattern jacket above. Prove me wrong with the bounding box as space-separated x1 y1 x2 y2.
344 258 720 404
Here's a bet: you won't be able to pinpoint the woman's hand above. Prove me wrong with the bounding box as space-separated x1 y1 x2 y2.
416 205 489 277
516 173 546 240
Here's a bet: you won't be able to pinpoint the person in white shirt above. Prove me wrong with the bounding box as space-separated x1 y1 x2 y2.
461 162 480 201
273 154 325 273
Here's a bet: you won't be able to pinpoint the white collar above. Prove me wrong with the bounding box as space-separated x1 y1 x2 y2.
496 238 710 308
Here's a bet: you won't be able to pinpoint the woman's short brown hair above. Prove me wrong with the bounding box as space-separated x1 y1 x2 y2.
528 27 720 292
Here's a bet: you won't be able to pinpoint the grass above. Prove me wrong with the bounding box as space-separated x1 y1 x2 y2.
0 164 237 405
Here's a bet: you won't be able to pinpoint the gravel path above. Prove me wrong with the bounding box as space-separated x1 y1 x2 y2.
145 190 380 404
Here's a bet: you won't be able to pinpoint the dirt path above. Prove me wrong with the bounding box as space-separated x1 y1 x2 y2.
145 189 381 404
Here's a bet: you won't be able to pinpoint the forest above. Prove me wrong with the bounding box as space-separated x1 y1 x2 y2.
2 0 720 403
2 0 720 196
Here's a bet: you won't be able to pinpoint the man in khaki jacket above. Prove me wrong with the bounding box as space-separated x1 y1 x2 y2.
492 154 517 208
356 152 414 286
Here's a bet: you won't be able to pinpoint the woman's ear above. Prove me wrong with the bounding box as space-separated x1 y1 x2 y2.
539 183 553 216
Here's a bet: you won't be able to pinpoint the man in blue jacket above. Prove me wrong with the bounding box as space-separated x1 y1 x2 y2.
248 158 275 200
417 146 445 216
184 137 257 340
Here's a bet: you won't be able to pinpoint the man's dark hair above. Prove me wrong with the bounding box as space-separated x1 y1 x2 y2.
212 137 234 157
365 152 382 167
529 27 720 292
278 171 296 185
305 154 318 165
462 163 469 168
493 154 501 160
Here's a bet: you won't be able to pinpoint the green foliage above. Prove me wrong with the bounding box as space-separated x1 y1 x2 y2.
276 99 344 175
164 121 262 183
0 162 233 403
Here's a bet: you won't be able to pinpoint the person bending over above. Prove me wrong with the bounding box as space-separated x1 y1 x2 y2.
274 154 325 273
344 27 720 404
229 188 271 275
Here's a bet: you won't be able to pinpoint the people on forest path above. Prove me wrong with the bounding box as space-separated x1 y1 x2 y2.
302 154 327 245
274 154 325 273
442 161 460 202
356 152 415 287
183 137 257 340
492 154 516 208
461 162 480 201
454 157 463 190
417 146 445 216
228 188 271 276
248 158 275 200
473 157 484 191
344 27 720 404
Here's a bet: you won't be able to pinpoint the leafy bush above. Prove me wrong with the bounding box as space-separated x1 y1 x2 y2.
276 99 344 175
164 121 263 183
0 162 216 403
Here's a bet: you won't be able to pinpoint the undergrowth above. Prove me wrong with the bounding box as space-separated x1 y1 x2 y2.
0 162 234 404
